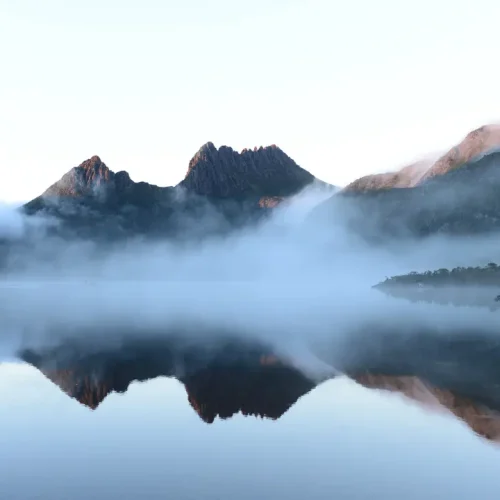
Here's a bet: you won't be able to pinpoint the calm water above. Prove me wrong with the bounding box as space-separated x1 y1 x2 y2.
2 277 500 499
1 361 500 500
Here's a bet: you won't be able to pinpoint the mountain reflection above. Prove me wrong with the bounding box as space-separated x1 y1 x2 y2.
13 328 500 442
19 338 317 423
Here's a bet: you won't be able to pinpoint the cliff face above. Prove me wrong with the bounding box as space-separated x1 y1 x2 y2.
180 143 315 198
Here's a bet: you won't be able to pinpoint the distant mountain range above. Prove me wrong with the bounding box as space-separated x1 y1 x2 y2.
313 124 500 241
21 143 327 241
344 124 500 192
7 123 500 245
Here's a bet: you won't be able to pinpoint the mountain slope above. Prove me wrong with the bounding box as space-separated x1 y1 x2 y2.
311 129 500 241
421 124 500 182
343 124 500 193
22 144 320 240
343 159 434 192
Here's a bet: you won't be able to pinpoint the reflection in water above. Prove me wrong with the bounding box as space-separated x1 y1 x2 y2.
12 330 500 443
353 374 500 441
19 338 317 423
3 329 500 500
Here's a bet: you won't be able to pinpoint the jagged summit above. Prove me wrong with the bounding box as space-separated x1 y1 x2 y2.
22 143 320 239
42 155 115 197
181 142 315 197
34 141 316 203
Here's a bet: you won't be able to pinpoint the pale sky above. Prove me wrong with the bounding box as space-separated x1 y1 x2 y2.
1 0 500 202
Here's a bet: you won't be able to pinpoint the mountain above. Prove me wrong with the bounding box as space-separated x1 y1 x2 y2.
421 124 500 182
22 144 320 241
343 124 500 193
180 142 315 198
311 124 500 241
343 159 434 192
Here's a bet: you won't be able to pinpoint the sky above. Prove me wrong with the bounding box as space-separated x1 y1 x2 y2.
2 0 500 202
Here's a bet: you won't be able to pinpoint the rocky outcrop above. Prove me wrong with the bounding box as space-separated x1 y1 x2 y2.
180 143 315 198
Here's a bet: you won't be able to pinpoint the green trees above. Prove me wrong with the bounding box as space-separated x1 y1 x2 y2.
379 263 500 287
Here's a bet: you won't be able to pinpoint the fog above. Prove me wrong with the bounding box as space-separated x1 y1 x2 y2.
1 183 500 378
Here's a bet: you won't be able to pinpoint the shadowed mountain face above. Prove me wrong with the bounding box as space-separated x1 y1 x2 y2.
180 143 315 198
14 325 500 441
20 144 319 242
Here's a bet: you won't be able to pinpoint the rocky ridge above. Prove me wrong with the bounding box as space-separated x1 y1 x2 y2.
20 144 321 241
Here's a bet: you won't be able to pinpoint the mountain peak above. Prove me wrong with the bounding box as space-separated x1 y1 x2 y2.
41 155 114 198
198 142 217 154
81 155 104 167
181 142 314 198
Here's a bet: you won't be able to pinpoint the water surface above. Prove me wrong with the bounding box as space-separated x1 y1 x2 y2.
1 362 500 500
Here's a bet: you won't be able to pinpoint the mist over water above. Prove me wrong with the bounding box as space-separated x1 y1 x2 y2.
2 182 500 375
3 183 500 500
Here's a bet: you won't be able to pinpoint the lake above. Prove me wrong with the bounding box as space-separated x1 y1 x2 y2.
2 277 500 500
2 349 500 500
